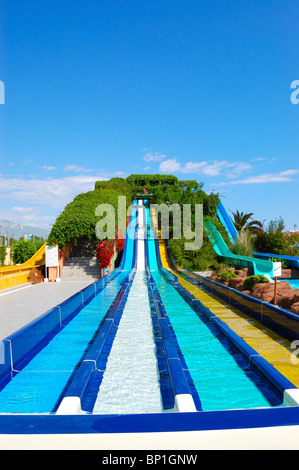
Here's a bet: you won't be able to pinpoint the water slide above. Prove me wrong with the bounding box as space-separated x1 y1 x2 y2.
205 220 275 280
216 201 238 243
144 205 299 411
252 251 299 271
215 200 299 275
1 199 299 419
0 201 140 413
122 201 138 270
153 214 299 402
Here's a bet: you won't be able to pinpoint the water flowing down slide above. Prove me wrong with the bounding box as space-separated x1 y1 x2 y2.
91 200 162 414
154 218 299 397
0 202 140 414
145 206 295 411
1 200 298 417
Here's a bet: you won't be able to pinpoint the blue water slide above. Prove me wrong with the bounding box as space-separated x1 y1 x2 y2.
253 252 299 270
0 202 140 414
122 200 138 270
217 201 238 243
145 207 158 271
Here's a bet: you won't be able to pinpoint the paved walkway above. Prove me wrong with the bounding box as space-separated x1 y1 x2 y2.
0 281 94 340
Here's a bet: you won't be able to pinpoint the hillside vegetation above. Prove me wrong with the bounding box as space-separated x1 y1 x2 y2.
48 174 230 271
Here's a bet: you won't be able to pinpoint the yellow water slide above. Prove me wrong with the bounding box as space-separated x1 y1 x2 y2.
158 234 299 388
0 243 46 291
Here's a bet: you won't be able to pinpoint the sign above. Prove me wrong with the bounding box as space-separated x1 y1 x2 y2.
273 262 282 278
45 245 58 267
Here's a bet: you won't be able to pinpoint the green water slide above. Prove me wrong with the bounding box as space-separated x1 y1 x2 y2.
205 220 274 280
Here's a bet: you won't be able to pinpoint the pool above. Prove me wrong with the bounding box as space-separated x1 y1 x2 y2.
279 279 299 289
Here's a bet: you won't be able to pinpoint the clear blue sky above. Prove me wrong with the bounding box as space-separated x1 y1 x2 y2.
0 0 298 233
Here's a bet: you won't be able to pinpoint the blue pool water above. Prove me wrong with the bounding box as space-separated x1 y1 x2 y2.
0 271 129 413
151 270 281 411
0 201 286 415
145 208 282 411
279 279 299 289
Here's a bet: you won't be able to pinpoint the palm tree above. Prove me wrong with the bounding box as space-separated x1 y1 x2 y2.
229 210 263 233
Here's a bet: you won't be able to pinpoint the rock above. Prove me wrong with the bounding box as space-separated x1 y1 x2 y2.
207 275 218 281
280 295 295 309
234 268 249 278
290 302 299 315
242 290 251 296
251 281 292 305
228 277 245 291
250 282 299 309
281 269 292 279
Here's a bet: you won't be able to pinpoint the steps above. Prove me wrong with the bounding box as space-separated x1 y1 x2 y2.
61 257 100 282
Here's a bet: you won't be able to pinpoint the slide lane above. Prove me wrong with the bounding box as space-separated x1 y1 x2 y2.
146 208 288 411
0 203 139 414
89 200 162 414
158 233 299 391
216 201 238 243
215 201 299 274
122 201 138 270
253 251 299 271
58 200 166 415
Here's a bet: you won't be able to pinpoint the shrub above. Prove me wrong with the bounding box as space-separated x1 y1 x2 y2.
230 229 254 257
242 275 270 291
219 269 237 282
12 239 44 264
48 179 132 249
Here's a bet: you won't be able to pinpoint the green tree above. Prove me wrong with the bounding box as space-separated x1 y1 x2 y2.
12 239 44 264
253 217 288 255
229 209 262 233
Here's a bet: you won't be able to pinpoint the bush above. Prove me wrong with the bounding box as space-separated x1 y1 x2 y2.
219 269 237 282
230 229 254 257
48 179 132 249
12 239 44 264
242 275 270 291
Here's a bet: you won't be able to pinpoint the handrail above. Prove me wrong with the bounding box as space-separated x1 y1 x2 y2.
0 243 47 290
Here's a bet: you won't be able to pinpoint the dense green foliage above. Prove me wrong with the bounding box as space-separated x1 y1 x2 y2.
48 178 132 249
242 275 270 291
126 174 181 204
219 269 237 282
48 174 223 270
12 239 45 264
253 217 299 256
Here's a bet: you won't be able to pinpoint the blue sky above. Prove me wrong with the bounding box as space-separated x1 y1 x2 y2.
0 0 298 233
